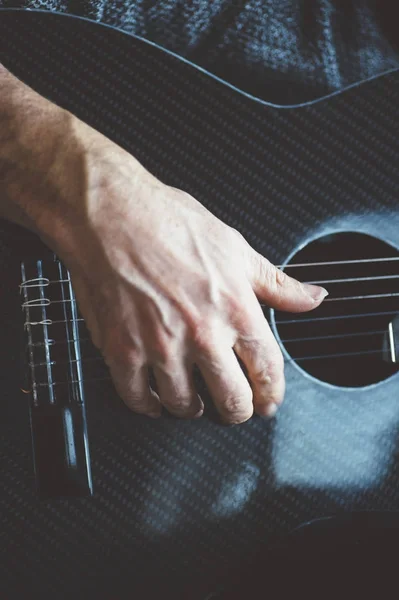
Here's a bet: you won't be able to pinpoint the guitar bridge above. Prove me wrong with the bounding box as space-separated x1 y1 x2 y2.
20 258 93 498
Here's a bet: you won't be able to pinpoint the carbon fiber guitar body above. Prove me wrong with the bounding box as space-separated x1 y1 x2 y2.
0 10 399 599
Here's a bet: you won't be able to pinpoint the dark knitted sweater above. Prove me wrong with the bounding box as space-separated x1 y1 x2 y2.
0 1 398 104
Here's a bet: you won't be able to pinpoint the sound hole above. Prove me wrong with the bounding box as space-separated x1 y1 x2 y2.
273 232 399 387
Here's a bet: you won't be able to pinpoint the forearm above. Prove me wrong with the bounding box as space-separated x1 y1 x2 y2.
0 63 147 241
0 62 84 236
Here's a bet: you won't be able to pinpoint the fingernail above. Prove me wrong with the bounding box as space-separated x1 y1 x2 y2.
302 283 329 302
258 402 278 419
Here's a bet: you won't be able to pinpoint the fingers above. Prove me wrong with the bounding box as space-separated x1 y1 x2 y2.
109 350 204 419
233 294 285 418
245 246 328 312
109 360 162 418
106 297 284 423
195 344 254 425
152 359 204 419
106 321 282 423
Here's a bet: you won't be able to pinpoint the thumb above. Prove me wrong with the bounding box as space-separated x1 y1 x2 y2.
247 248 328 312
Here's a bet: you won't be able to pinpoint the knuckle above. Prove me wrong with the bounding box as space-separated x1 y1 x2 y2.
102 329 143 367
254 358 285 407
181 190 194 202
263 355 285 382
230 227 246 245
172 188 196 206
116 379 146 410
223 395 242 415
221 391 253 421
106 345 143 370
275 267 287 289
253 363 274 384
170 396 194 415
227 293 251 326
267 390 285 406
255 253 271 280
190 321 214 353
149 334 172 365
259 382 285 407
124 391 145 409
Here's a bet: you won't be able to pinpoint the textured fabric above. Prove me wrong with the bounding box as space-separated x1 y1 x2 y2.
1 1 399 104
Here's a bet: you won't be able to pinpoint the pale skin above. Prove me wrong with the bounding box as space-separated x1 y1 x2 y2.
0 64 327 424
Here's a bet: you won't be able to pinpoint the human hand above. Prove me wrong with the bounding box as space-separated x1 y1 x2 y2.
36 115 327 424
0 66 326 424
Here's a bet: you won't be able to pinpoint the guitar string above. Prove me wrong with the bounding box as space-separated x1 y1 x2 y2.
24 328 390 351
325 292 399 301
18 268 399 290
26 342 398 370
17 256 399 290
21 308 399 330
19 291 399 309
305 274 399 285
274 309 398 324
20 271 399 369
277 257 399 268
27 346 399 389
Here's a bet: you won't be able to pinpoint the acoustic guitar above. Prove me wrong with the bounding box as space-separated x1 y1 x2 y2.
1 9 399 599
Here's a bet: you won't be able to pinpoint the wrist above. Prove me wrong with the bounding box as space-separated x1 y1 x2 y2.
0 65 148 262
0 66 74 234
